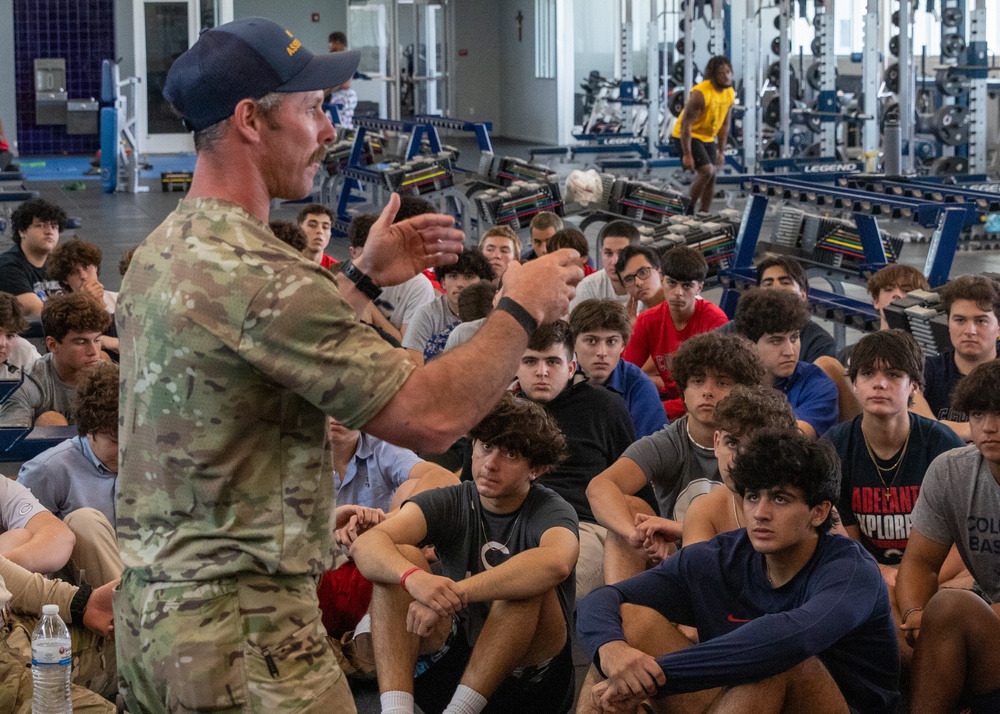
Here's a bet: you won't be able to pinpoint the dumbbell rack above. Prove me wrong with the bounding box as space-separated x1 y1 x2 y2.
719 189 968 346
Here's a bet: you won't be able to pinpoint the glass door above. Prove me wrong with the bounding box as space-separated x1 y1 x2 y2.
133 0 233 153
401 0 450 118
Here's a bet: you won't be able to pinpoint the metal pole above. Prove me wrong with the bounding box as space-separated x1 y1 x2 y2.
861 0 880 167
742 0 759 173
897 0 914 173
778 0 791 159
820 0 836 157
968 0 988 174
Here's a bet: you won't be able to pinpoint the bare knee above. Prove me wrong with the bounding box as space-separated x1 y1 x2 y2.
923 588 989 630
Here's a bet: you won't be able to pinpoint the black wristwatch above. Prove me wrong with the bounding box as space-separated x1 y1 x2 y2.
342 261 383 302
70 583 93 624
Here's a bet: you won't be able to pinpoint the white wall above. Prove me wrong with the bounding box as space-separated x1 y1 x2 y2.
233 0 347 56
0 0 15 153
497 0 559 144
452 0 501 128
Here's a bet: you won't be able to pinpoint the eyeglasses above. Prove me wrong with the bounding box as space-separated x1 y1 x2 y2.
621 266 654 286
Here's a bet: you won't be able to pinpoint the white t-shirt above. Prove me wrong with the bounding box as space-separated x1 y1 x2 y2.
0 476 47 534
379 274 436 330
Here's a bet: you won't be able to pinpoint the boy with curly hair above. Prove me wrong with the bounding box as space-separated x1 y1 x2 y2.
352 393 580 714
0 198 67 316
0 293 110 427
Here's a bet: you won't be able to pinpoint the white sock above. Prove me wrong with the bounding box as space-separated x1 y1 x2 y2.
380 690 414 714
355 611 372 636
442 684 488 714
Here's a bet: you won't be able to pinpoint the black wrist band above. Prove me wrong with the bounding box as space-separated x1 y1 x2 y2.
496 297 538 337
342 261 383 301
70 583 93 624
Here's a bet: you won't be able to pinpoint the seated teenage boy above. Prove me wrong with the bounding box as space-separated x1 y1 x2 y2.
910 274 1000 442
0 293 109 428
478 225 521 284
822 330 964 664
569 299 666 439
402 249 494 364
621 245 728 419
0 290 39 371
587 331 766 582
897 360 1000 714
682 385 797 545
734 287 838 438
577 428 899 714
469 320 634 599
570 221 641 311
351 394 579 714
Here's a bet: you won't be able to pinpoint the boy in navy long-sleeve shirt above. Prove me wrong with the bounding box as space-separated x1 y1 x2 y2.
577 429 899 714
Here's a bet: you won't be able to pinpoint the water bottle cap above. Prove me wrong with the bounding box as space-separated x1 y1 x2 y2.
42 604 59 616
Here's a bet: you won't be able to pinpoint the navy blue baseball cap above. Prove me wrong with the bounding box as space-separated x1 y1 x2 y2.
164 17 361 132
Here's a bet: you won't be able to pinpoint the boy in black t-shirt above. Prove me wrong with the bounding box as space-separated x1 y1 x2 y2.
911 275 1000 442
822 330 963 666
352 394 580 714
0 198 67 317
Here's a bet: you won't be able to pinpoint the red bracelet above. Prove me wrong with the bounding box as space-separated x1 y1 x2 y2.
399 566 422 590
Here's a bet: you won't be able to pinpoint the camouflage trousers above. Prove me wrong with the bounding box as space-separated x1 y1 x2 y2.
0 610 117 713
115 569 357 713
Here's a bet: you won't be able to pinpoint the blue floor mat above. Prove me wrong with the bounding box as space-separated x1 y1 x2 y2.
18 154 196 182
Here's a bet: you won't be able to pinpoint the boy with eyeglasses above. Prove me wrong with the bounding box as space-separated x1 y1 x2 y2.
621 245 727 418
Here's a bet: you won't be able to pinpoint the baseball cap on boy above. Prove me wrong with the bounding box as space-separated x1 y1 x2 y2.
164 17 361 132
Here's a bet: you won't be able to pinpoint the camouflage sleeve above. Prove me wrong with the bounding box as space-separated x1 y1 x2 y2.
239 265 415 430
0 555 76 622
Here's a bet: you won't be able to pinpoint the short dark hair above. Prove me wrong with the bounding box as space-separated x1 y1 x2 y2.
756 255 808 293
394 196 436 222
41 293 111 342
661 245 708 283
269 221 308 252
470 393 568 469
434 248 493 282
527 319 574 362
940 275 1000 320
734 288 810 342
671 332 767 392
569 299 632 343
0 292 28 334
348 214 378 250
848 329 925 390
118 246 137 278
46 238 102 287
705 55 733 83
598 220 641 251
296 203 335 225
458 282 496 322
615 244 661 276
74 362 119 437
548 228 588 258
866 264 929 299
713 385 797 438
730 428 840 533
529 211 563 233
329 31 347 46
952 361 1000 416
10 198 67 246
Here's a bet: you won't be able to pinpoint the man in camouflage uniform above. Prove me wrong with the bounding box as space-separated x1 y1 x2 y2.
0 557 116 712
115 17 582 714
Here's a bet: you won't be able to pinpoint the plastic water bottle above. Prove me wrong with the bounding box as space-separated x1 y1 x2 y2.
31 604 73 713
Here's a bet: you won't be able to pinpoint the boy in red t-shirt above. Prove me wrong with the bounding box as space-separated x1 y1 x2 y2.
622 245 728 419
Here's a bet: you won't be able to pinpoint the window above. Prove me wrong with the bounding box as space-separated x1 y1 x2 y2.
536 0 556 79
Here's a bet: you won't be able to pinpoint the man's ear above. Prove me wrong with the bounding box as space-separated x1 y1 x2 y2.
230 98 267 143
44 335 58 354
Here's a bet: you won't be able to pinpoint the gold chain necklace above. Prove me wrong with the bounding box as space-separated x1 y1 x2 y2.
862 423 911 500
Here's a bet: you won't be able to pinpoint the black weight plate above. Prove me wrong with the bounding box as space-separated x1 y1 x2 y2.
891 9 900 26
811 37 822 56
763 140 781 159
669 90 686 118
933 104 970 146
767 62 795 85
883 63 900 94
889 35 900 57
935 68 969 97
941 7 963 28
813 13 823 30
775 14 782 30
676 37 694 55
763 96 781 127
671 63 686 83
807 62 823 91
941 34 966 59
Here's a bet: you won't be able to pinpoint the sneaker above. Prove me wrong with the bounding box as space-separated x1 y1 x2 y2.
330 630 377 682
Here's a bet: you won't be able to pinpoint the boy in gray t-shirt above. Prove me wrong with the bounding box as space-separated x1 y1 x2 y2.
586 331 767 581
897 360 1000 714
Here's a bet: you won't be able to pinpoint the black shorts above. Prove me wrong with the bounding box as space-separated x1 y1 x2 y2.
670 136 717 168
414 625 575 714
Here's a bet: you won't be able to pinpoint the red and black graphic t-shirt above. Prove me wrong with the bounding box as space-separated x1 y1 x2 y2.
824 413 964 565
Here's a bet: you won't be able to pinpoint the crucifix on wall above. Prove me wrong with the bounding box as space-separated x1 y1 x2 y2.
516 11 524 42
